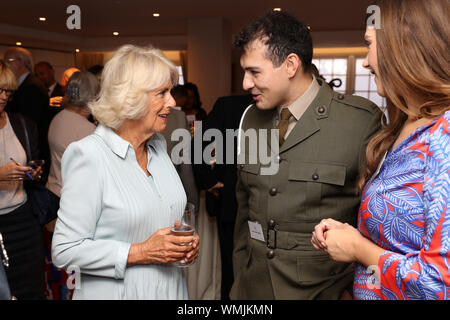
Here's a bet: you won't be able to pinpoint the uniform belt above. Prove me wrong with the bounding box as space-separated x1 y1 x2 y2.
264 223 314 250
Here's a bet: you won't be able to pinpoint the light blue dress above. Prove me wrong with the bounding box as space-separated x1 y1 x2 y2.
51 124 188 300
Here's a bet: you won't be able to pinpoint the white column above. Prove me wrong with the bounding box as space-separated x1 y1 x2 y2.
187 17 231 113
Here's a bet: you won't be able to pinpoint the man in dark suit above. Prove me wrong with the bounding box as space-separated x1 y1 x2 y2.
193 94 253 300
162 107 200 212
35 60 65 129
35 61 64 99
4 47 50 181
230 12 381 300
34 61 66 183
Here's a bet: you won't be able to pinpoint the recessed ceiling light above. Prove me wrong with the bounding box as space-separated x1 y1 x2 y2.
113 31 119 36
16 42 22 46
39 17 46 22
273 8 282 12
153 13 160 17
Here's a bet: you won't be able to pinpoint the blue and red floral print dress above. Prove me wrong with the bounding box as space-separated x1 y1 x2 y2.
354 111 450 300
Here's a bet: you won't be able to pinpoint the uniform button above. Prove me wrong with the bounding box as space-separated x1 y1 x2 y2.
338 94 345 100
268 219 276 229
317 106 326 114
267 250 275 259
312 173 319 181
269 187 278 196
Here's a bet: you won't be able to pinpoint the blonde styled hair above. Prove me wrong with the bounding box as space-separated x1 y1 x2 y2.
358 0 450 191
0 59 18 90
89 44 179 129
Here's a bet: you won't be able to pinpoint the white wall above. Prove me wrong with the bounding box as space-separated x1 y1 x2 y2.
187 18 232 113
0 45 76 82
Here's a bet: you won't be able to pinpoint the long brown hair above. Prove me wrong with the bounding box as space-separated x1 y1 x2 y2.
358 0 450 191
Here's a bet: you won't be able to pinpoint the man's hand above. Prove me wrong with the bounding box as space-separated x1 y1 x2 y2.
207 181 224 197
49 96 63 107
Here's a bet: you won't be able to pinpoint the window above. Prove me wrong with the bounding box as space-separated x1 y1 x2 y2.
354 58 386 108
312 58 347 94
312 52 387 109
176 66 185 85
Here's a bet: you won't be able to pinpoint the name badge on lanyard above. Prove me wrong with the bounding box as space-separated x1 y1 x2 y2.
248 221 265 242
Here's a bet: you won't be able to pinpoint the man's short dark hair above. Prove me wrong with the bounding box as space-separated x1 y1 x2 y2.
35 61 54 71
88 64 104 75
234 11 313 73
170 85 188 99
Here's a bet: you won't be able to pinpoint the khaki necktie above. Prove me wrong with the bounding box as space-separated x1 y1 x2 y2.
277 108 292 146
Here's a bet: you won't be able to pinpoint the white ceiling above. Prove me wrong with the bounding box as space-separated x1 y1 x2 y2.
0 0 373 51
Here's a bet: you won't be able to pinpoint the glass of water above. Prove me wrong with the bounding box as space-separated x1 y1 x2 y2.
171 202 196 267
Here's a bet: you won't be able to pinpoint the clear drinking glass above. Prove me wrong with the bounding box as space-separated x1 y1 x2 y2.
27 160 44 180
171 202 196 267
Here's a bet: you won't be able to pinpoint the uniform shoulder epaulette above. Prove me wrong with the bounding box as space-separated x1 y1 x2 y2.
332 92 380 115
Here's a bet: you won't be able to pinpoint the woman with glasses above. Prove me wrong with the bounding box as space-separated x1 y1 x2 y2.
312 0 450 300
0 60 45 299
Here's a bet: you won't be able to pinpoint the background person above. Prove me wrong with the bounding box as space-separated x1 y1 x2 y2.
34 61 64 99
231 11 381 300
3 47 49 132
0 59 45 299
161 92 199 212
170 85 189 110
192 94 253 300
49 67 81 108
87 64 104 82
51 45 199 300
44 71 99 300
312 0 450 300
4 48 50 182
183 82 207 134
34 61 65 183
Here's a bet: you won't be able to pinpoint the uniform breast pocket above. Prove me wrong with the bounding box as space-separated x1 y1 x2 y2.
238 163 261 214
287 162 346 221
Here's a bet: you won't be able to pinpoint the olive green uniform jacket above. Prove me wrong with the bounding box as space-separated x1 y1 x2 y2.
230 79 382 300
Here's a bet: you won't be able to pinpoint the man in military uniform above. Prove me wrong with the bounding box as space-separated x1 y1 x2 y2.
230 11 382 299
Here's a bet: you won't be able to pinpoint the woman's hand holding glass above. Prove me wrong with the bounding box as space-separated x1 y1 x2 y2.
129 227 198 266
170 202 199 267
127 203 200 267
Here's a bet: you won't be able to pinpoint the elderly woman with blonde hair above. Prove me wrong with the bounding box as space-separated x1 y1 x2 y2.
51 45 200 300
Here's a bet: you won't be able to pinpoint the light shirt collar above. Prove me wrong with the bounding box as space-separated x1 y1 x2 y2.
94 124 158 160
277 75 320 120
17 71 30 88
48 82 57 96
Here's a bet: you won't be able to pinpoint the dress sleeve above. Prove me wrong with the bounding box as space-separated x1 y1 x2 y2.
377 116 450 299
51 138 131 280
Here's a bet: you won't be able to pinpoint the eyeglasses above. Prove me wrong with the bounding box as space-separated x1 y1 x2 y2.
5 58 18 64
0 88 15 97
